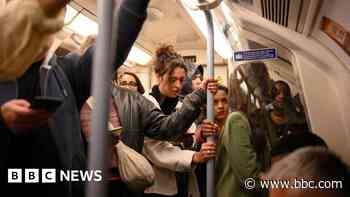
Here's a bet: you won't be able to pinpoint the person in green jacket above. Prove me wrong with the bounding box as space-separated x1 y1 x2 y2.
214 85 271 197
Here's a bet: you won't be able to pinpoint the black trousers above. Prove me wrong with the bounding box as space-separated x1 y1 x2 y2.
109 179 143 197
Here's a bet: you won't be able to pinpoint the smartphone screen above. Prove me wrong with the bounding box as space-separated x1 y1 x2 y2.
30 96 63 112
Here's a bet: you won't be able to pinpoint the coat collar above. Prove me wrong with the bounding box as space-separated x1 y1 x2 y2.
150 85 179 115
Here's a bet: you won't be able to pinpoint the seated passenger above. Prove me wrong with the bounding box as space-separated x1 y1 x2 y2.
212 85 271 197
267 147 350 197
143 45 216 197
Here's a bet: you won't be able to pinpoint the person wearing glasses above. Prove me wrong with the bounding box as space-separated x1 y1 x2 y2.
142 45 217 197
80 63 218 197
117 72 145 94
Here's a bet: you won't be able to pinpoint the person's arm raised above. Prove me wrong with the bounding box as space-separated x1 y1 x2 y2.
141 79 218 141
58 0 150 110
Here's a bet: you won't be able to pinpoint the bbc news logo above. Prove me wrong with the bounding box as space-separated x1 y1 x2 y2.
8 169 102 183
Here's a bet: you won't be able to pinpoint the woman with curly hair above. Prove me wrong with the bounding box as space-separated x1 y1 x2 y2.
143 44 217 197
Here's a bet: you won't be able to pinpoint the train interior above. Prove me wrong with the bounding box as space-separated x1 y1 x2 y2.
54 0 350 165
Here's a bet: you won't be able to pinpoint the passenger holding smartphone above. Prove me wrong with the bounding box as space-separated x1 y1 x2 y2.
0 0 68 131
0 99 51 133
0 1 150 197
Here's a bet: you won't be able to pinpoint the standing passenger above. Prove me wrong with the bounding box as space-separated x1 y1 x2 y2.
0 0 68 81
0 0 150 197
143 45 217 197
213 85 271 197
117 72 145 94
80 70 219 197
265 80 307 150
180 63 204 99
193 85 230 197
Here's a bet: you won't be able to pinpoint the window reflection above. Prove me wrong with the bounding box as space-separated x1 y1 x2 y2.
250 94 255 104
236 70 242 80
229 60 311 153
240 81 248 94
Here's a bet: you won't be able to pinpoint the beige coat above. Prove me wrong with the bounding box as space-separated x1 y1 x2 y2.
0 0 64 81
143 94 200 197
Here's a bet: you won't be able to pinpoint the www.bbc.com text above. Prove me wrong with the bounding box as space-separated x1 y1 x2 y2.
244 178 343 190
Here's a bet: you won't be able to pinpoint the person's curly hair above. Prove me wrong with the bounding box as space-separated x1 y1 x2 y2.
153 44 187 77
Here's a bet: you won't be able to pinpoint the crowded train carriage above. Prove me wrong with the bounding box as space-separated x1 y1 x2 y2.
0 0 349 197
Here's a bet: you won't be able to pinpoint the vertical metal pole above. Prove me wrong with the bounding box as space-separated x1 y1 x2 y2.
203 10 215 197
86 0 115 197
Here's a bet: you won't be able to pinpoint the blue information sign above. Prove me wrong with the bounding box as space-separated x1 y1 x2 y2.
234 48 277 61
